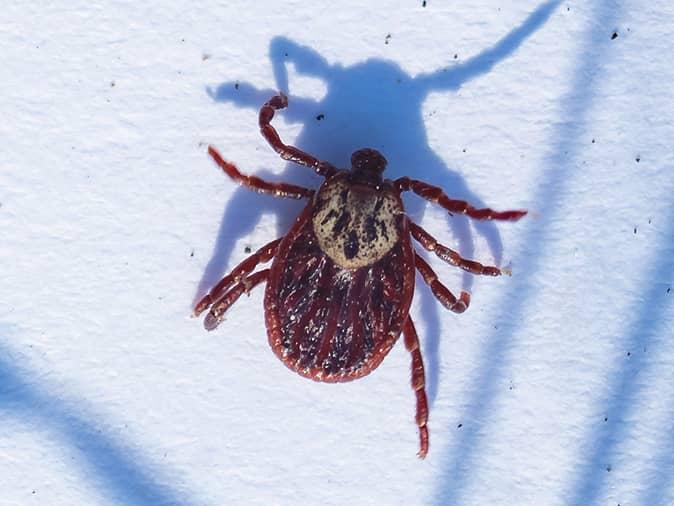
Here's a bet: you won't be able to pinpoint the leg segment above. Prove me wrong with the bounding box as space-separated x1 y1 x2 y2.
395 177 527 221
409 220 505 276
203 269 270 331
208 146 314 199
193 239 281 317
402 317 429 459
415 253 471 313
259 94 337 178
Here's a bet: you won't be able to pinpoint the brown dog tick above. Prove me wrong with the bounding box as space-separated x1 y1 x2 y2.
194 93 527 458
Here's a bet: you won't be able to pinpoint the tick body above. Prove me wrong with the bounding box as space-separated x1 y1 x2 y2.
194 93 527 458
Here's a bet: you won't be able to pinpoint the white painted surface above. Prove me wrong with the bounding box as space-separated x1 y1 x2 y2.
2 1 673 505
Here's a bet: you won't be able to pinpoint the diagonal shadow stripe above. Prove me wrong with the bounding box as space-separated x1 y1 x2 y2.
433 1 625 504
567 201 674 505
0 343 206 506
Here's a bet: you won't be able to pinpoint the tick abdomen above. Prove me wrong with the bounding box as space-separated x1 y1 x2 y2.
312 175 402 270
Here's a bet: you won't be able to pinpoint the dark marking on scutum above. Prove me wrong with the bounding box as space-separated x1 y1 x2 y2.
332 210 351 236
378 219 389 240
344 231 359 259
365 216 378 242
320 208 339 226
373 198 384 213
340 188 349 203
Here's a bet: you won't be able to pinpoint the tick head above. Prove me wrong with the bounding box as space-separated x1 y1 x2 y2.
350 148 387 185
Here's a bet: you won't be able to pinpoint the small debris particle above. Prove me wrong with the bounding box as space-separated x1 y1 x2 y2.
202 53 211 61
634 226 637 234
627 351 631 356
385 34 392 45
190 249 194 258
422 0 427 6
604 417 608 422
462 148 466 153
457 423 463 428
635 156 640 163
234 82 239 90
667 287 671 294
606 464 612 472
454 53 458 59
244 246 252 254
110 80 115 87
611 31 618 40
316 113 325 121
591 138 596 144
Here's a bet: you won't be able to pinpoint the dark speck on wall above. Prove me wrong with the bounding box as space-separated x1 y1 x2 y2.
385 34 392 45
611 31 618 40
422 0 427 6
635 156 641 162
235 82 239 90
316 113 325 121
245 246 252 253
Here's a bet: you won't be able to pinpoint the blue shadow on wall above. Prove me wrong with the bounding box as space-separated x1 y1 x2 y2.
197 0 561 408
429 1 673 505
0 342 202 506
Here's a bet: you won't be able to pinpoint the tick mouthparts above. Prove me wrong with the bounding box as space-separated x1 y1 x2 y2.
351 148 387 174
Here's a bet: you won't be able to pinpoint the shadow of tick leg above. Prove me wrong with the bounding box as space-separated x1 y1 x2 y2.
408 220 502 276
403 316 429 459
203 269 270 331
414 253 470 314
193 240 281 317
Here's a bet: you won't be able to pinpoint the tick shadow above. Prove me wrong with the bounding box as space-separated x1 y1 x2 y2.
197 0 561 405
0 332 205 506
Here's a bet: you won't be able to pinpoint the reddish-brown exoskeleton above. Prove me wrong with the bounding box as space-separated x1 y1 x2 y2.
194 93 526 458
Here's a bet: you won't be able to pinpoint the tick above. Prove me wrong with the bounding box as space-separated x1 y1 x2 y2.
194 93 527 458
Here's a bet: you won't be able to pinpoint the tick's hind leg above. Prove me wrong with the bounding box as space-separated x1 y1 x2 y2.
258 94 337 178
203 269 270 331
193 238 281 317
415 253 471 313
409 220 506 276
208 146 314 199
402 317 429 459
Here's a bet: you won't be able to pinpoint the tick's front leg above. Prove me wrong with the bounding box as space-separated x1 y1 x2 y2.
259 94 337 178
396 177 527 222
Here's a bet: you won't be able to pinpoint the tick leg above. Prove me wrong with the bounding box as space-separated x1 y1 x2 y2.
208 146 314 199
402 316 429 459
409 220 505 276
203 269 270 331
415 253 471 313
395 177 527 221
259 94 337 178
193 239 281 317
